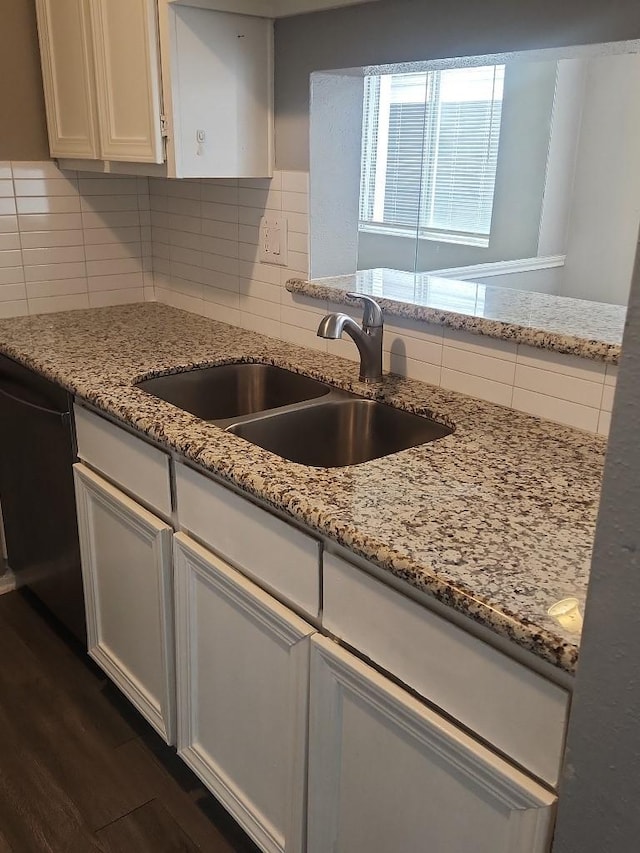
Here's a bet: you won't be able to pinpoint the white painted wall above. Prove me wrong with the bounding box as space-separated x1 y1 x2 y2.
560 52 640 305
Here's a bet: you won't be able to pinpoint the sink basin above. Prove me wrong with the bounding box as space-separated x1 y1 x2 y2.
136 363 331 421
227 399 453 467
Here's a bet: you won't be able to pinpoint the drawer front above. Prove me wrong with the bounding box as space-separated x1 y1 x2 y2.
323 552 569 788
175 462 320 618
74 404 172 519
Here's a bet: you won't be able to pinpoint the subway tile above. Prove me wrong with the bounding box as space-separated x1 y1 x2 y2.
201 251 238 276
28 293 90 315
78 177 138 196
0 180 15 197
281 171 309 194
597 410 612 437
165 179 201 200
14 177 77 197
11 161 68 179
516 344 606 381
280 304 322 331
288 231 309 255
514 364 603 408
0 299 27 318
440 368 513 407
286 212 308 235
83 225 142 246
0 162 11 179
605 364 618 386
201 218 238 241
87 272 144 292
81 211 140 229
86 257 143 277
84 242 142 261
166 196 201 218
387 334 443 367
329 337 359 362
20 229 84 248
0 267 24 285
0 250 23 268
0 234 20 251
200 268 239 293
201 184 239 205
22 246 85 266
17 196 80 215
80 194 139 213
0 283 27 302
26 278 88 299
240 312 280 339
280 288 325 310
287 251 309 276
0 215 18 233
281 191 308 215
239 278 280 304
202 284 239 309
384 316 443 344
24 261 86 282
238 241 259 263
170 230 202 251
157 287 204 316
240 294 280 321
201 201 238 223
20 213 83 231
238 260 281 285
389 353 441 386
237 206 264 228
601 384 616 413
280 322 327 352
201 234 238 259
89 288 144 308
511 388 599 432
442 345 516 385
238 187 281 211
169 261 204 284
167 213 202 234
238 224 259 246
443 327 518 361
153 243 171 261
0 198 17 215
139 210 151 226
170 245 202 267
201 300 241 327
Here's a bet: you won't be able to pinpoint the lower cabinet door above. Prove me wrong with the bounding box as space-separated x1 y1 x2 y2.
73 463 175 743
174 533 314 853
308 636 557 853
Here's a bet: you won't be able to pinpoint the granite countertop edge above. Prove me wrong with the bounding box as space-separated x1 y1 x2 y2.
286 278 622 364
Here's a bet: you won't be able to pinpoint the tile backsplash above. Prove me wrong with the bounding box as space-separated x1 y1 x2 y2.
0 161 617 436
0 161 153 316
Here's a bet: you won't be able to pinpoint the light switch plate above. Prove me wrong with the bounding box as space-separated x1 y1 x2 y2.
259 216 288 266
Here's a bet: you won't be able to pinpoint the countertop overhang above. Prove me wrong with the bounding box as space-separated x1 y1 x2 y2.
0 302 606 675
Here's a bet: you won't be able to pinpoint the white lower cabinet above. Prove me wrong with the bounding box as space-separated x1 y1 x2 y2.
308 636 557 853
173 533 314 853
73 463 175 744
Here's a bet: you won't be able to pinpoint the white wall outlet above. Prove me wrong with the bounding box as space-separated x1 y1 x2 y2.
259 216 288 266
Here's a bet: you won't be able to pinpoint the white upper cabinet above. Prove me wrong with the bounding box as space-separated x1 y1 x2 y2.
34 0 274 177
89 0 164 164
35 0 100 158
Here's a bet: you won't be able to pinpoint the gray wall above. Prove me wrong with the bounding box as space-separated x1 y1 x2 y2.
274 0 640 170
0 0 49 161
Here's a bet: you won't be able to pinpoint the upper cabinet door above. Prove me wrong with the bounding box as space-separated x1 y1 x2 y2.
35 0 100 159
89 0 165 163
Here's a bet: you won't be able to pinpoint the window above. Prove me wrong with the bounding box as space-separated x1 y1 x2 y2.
359 65 505 247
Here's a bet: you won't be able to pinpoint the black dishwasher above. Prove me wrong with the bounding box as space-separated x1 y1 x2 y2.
0 353 86 644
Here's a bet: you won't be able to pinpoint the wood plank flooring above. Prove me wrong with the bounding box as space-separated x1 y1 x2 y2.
0 590 261 853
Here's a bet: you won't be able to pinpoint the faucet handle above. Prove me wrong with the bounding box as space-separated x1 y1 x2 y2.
346 292 384 328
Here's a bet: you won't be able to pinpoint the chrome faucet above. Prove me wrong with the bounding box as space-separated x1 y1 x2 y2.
317 293 384 383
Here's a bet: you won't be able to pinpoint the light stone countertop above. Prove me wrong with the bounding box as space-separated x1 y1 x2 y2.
0 302 607 675
286 269 625 363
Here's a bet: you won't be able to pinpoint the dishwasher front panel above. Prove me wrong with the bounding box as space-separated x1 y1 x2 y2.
0 354 86 644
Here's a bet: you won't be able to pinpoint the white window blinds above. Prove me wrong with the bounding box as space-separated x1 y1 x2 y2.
360 65 505 245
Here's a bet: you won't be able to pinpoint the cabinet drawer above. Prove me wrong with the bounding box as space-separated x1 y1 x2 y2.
74 404 172 519
175 462 320 618
323 552 569 788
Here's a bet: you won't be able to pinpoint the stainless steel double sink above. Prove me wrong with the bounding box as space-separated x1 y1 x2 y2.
136 362 452 467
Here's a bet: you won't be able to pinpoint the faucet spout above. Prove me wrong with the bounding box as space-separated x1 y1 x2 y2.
316 295 384 383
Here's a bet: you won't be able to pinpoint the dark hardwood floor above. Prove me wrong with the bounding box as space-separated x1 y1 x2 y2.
0 590 261 853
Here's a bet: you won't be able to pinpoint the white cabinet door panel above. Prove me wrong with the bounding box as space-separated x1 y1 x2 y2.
308 636 556 853
90 0 164 163
174 532 313 853
35 0 99 158
73 463 175 743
